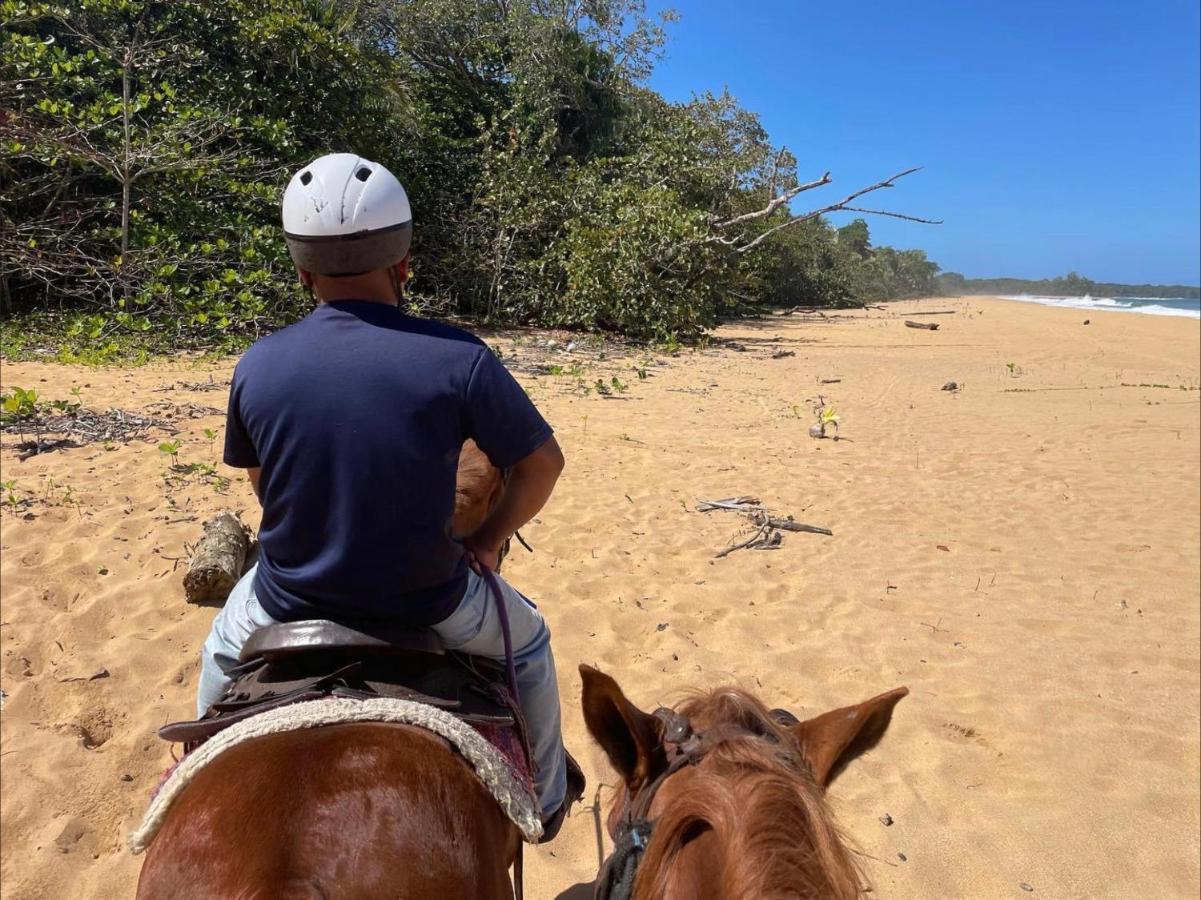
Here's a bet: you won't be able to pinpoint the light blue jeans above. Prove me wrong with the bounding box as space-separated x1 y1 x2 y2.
196 564 567 818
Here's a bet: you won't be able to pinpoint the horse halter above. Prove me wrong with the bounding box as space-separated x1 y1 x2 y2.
593 705 803 900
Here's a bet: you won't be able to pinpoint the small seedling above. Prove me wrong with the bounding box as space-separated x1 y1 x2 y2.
635 366 648 380
2 480 19 510
809 400 840 439
158 440 182 464
203 428 217 453
610 376 628 393
594 379 612 396
1 387 38 423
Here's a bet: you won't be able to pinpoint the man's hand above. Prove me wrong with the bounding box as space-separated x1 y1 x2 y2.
463 537 502 575
468 436 564 571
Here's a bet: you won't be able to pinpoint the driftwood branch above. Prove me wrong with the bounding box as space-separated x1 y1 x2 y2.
749 512 834 536
698 497 832 557
905 320 940 331
183 512 251 604
695 496 763 513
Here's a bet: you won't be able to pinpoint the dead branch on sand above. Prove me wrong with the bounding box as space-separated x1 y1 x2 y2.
698 497 832 557
2 407 176 456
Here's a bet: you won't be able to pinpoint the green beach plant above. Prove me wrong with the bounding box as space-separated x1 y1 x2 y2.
157 441 182 465
809 400 840 439
1 387 38 423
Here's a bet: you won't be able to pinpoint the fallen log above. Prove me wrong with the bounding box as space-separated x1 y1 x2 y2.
184 512 251 604
905 320 940 331
905 310 956 316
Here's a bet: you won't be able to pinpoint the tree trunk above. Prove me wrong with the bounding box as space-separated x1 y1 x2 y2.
120 48 132 305
184 512 251 604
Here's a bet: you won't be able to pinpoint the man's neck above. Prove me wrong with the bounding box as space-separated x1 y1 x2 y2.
311 270 400 306
317 295 397 307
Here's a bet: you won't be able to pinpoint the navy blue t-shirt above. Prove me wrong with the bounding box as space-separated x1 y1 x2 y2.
224 300 552 626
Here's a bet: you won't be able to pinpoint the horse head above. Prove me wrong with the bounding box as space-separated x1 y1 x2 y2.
580 664 908 899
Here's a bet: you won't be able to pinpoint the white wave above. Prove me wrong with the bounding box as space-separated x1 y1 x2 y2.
1000 294 1200 319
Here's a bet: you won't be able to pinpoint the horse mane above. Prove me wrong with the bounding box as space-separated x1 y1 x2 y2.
636 688 864 900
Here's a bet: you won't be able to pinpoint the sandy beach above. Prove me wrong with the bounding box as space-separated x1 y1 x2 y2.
1 296 1198 899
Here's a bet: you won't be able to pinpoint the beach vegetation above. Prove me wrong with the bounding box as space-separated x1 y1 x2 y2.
809 400 840 439
1 387 39 423
2 0 938 355
157 440 181 464
2 480 22 511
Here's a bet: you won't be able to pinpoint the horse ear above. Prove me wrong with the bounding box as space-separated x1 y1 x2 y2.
579 664 666 789
791 686 908 787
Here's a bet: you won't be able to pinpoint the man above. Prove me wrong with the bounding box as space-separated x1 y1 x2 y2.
196 153 579 838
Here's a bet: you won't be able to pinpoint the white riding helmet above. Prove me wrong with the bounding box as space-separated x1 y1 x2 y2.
281 153 412 277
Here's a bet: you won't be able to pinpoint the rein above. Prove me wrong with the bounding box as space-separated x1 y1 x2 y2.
479 563 527 900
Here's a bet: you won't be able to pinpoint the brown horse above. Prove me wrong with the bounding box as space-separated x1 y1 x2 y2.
580 665 908 900
135 441 520 899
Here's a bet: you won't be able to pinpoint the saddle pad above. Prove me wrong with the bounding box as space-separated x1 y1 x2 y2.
129 697 543 852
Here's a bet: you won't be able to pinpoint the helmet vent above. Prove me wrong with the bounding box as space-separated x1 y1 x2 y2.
355 167 372 182
299 171 313 185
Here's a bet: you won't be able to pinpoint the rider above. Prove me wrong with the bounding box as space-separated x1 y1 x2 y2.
196 153 579 839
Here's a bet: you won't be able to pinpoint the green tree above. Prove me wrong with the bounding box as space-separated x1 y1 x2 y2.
837 218 872 259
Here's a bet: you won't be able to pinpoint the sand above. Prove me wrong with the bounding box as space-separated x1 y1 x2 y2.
2 296 1198 899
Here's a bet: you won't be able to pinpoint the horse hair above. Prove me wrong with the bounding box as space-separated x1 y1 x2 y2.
636 688 864 900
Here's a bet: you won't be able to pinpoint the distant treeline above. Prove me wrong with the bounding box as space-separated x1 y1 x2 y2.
937 272 1200 300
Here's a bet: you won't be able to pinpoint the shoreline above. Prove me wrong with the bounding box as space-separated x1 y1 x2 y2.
989 292 1200 319
2 295 1199 899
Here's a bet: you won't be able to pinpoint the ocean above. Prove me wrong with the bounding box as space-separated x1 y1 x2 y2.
1001 294 1201 319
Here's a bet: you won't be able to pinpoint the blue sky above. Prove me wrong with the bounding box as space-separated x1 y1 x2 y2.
644 0 1201 285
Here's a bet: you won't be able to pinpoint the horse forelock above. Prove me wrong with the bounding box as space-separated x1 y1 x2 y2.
635 687 864 900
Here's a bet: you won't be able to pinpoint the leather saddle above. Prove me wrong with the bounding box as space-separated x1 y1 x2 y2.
159 619 524 750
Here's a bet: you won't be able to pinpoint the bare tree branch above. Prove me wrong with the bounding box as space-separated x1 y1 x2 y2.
712 170 831 230
838 206 944 225
726 166 937 253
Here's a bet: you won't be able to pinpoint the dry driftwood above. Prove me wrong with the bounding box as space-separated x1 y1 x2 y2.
184 512 251 604
904 320 940 331
1 407 176 455
697 497 832 557
749 512 834 536
695 496 763 513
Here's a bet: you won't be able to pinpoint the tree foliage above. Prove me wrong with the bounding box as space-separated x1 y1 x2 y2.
2 0 937 349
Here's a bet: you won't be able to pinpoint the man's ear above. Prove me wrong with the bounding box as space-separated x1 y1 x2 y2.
580 664 666 789
394 254 410 283
791 686 908 788
297 268 314 289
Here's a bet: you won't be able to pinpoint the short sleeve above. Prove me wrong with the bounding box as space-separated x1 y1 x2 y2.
464 349 552 469
223 366 260 468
